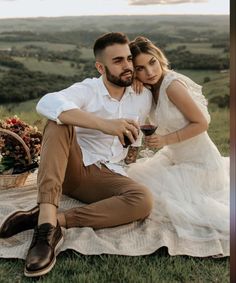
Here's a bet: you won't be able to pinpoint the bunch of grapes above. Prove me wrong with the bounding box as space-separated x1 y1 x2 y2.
0 116 42 173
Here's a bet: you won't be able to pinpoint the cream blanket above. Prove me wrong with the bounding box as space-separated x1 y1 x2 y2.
0 173 229 259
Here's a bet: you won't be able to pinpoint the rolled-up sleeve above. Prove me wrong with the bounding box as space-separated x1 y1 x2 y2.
36 82 90 123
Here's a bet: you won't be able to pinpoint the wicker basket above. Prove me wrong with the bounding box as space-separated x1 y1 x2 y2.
0 128 32 190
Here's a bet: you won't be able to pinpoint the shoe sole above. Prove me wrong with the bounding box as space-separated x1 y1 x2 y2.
24 233 64 277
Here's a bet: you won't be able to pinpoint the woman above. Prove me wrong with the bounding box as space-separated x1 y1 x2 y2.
127 36 229 257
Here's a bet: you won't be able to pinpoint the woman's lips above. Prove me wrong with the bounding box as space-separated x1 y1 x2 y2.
147 75 157 81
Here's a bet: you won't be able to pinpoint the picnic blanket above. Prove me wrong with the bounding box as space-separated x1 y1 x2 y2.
0 173 229 259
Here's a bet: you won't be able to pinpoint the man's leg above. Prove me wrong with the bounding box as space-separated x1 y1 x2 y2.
0 120 77 238
36 120 153 231
36 120 153 229
25 120 83 277
31 120 153 277
36 120 82 226
62 163 153 229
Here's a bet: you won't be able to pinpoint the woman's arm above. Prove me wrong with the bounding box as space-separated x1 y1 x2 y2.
145 80 209 148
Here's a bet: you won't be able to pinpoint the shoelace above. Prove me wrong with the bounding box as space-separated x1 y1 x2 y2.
31 225 54 246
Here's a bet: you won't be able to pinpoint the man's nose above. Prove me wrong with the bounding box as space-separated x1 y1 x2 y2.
123 60 133 70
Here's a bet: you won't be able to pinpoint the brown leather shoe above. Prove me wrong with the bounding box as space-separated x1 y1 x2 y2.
0 206 39 238
24 222 63 277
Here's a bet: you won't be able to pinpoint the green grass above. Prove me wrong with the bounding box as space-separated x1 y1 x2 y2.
166 43 226 56
177 69 228 85
178 70 229 104
203 75 229 100
13 56 78 76
0 249 229 283
0 41 76 52
80 47 93 60
0 101 46 131
208 109 229 156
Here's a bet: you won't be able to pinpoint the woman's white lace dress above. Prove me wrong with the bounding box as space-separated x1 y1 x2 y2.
127 70 229 257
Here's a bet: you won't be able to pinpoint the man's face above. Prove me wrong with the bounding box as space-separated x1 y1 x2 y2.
101 44 134 87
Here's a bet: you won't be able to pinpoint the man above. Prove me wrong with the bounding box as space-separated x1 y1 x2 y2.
0 32 153 277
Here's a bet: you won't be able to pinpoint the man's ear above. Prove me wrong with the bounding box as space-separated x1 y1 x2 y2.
95 61 105 75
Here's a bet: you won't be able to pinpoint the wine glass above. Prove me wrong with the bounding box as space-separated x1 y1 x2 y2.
139 123 157 157
122 113 140 148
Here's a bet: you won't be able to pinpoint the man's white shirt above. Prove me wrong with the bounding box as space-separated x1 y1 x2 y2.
36 76 152 176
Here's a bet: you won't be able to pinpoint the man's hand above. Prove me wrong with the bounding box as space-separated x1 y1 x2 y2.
58 109 139 146
100 118 140 146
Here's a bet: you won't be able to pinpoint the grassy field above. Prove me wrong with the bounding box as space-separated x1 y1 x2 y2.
13 56 78 76
179 69 228 85
0 41 226 62
80 47 93 59
0 15 229 34
0 41 76 52
166 43 226 56
0 249 229 283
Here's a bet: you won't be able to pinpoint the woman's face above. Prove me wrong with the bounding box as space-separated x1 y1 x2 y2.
133 53 163 85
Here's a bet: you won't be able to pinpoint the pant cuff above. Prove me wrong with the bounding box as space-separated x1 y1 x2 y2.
37 192 60 207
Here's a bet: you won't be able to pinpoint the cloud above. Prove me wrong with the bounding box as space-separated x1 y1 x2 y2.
128 0 208 5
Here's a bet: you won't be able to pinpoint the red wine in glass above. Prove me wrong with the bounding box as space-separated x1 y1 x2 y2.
139 124 157 157
123 136 132 148
140 125 157 136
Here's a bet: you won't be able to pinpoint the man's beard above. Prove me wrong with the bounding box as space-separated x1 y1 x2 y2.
105 66 133 87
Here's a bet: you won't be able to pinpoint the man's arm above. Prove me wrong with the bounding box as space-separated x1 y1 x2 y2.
58 108 139 146
36 83 140 146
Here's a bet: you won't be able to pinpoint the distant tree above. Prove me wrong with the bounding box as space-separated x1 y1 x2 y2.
203 77 211 83
209 94 229 108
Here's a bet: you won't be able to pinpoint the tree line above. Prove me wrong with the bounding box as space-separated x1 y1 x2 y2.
0 27 229 105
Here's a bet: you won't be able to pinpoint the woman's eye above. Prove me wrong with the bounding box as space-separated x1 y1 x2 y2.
150 60 156 65
135 67 143 71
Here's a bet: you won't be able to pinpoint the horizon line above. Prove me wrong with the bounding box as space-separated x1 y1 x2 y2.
0 13 229 20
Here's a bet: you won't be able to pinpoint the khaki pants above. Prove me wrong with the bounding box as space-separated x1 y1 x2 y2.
37 121 153 229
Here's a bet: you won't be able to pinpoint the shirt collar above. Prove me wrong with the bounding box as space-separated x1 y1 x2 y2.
98 76 135 99
98 76 110 97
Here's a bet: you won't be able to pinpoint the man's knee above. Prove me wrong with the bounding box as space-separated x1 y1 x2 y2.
131 185 153 219
140 186 154 217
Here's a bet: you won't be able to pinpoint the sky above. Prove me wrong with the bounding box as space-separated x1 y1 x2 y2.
0 0 229 19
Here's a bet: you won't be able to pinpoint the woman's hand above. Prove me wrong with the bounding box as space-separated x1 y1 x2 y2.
132 78 144 94
144 134 166 149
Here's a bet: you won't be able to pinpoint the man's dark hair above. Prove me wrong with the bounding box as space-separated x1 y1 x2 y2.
93 32 129 58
